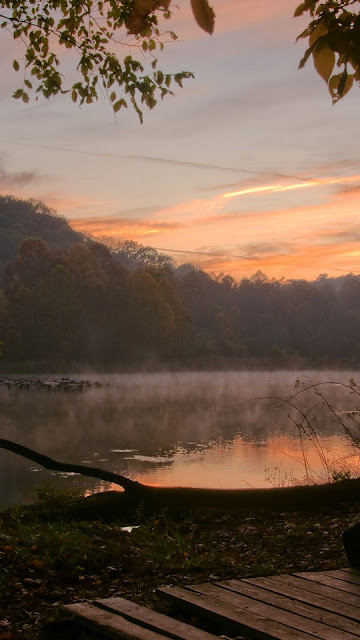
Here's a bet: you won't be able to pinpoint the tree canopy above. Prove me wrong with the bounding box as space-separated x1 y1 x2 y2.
295 0 360 103
1 0 214 120
1 0 358 119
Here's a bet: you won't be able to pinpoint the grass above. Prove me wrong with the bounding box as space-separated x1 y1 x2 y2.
1 485 360 640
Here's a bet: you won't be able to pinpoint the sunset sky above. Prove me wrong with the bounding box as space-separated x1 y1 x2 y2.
1 0 360 280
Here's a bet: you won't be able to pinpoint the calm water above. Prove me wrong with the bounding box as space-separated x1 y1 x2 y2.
1 370 360 506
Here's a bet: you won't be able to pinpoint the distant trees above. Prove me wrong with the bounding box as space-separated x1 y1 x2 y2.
1 237 192 364
1 197 360 365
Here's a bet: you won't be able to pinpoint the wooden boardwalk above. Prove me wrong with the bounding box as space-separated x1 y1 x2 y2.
60 569 360 640
158 568 360 639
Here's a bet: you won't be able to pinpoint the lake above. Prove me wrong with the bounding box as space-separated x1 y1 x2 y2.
1 370 360 507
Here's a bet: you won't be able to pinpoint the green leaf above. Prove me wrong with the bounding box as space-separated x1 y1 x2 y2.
113 100 123 113
174 73 183 87
109 91 116 102
190 0 215 35
13 89 23 99
156 71 164 85
13 60 20 72
71 89 77 102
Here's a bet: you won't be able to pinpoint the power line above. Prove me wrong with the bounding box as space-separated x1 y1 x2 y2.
151 246 360 273
0 139 314 182
152 247 249 260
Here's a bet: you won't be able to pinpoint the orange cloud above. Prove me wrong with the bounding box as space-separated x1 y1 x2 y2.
223 174 360 200
57 161 360 282
70 216 185 239
188 241 360 280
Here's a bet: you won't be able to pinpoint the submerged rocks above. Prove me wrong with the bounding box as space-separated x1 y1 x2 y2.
0 377 103 391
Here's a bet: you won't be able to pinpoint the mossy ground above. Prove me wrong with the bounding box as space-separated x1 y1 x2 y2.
0 487 359 640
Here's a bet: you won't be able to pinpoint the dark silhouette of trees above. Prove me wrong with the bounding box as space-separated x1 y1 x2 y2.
1 197 360 366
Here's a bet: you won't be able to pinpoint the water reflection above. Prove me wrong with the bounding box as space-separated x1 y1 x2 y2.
0 370 360 506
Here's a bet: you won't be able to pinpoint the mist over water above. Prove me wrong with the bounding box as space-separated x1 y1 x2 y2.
1 370 360 506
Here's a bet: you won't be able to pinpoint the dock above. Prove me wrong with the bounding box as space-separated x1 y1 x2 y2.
59 568 360 639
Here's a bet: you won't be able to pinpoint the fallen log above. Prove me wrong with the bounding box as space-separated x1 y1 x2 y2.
1 438 360 520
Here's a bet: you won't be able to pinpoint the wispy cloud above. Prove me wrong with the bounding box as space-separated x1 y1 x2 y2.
70 216 186 239
223 174 360 200
0 157 40 191
1 140 316 182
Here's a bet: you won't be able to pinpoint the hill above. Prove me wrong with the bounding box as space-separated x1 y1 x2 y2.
0 195 84 275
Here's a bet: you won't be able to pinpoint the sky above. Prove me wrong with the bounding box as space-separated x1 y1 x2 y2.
0 0 360 281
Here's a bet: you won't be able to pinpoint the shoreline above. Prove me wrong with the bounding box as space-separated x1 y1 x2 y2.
1 356 360 376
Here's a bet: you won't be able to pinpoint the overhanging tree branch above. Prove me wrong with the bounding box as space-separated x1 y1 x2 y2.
0 438 141 492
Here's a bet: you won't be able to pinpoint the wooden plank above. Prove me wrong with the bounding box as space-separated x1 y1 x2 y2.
294 572 360 596
244 576 360 623
218 579 360 637
186 583 359 640
158 585 320 640
63 602 169 640
272 575 360 608
323 570 360 586
95 597 218 640
272 575 360 610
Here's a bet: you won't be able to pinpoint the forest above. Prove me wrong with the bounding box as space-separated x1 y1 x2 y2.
1 194 360 366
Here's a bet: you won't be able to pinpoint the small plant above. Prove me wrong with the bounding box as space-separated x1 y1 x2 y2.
261 379 360 484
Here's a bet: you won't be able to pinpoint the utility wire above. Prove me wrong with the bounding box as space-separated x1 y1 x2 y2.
0 139 314 182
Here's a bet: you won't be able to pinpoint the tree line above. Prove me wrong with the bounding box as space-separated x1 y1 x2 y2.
1 231 360 366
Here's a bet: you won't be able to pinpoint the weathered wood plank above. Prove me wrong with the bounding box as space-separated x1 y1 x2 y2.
158 585 319 640
294 572 360 596
322 570 360 586
272 575 360 609
95 597 218 640
63 602 169 640
186 583 359 640
218 579 360 637
244 576 360 622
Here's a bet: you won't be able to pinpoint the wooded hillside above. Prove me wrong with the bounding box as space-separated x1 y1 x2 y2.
1 196 360 365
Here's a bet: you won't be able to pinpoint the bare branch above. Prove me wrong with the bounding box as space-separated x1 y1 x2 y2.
0 439 141 492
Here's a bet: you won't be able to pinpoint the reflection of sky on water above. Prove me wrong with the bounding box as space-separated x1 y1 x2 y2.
1 370 360 505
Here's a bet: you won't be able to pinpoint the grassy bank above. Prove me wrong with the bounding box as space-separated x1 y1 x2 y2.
0 487 359 640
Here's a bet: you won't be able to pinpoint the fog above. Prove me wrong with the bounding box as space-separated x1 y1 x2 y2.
1 370 359 506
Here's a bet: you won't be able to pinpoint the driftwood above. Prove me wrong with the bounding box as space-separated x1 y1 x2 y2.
1 438 360 520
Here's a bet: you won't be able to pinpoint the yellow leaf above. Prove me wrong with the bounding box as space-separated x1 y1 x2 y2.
309 21 327 47
126 0 171 34
294 2 307 17
190 0 215 35
313 44 335 83
329 73 354 103
29 559 46 569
